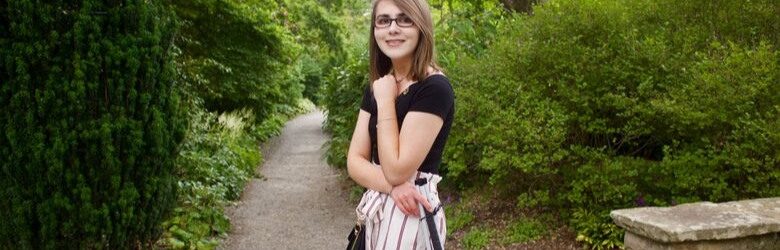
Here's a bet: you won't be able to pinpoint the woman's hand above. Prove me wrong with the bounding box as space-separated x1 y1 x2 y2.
390 182 433 217
372 74 398 103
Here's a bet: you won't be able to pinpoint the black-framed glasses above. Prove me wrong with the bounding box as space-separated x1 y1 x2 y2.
374 15 414 28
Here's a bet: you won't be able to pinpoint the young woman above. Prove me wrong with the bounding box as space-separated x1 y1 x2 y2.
346 0 454 249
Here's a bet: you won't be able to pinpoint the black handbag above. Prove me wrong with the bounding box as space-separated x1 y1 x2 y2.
346 223 366 250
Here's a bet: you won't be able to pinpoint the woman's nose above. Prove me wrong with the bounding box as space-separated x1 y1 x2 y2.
388 22 401 34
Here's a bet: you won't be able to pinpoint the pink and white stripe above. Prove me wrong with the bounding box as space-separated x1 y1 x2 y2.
355 171 446 250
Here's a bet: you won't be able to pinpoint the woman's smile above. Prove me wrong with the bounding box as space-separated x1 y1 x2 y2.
385 39 405 47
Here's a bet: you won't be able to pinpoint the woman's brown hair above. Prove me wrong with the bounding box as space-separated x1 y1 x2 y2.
369 0 440 82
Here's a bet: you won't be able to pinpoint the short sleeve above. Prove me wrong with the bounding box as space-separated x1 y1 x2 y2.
409 75 454 119
360 84 372 112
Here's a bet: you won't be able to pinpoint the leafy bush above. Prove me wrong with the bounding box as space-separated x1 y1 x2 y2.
157 105 263 249
441 0 779 248
322 16 370 168
432 0 508 67
0 1 184 248
157 96 313 249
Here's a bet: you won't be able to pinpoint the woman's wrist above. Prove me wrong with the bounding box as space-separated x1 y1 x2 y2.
376 117 396 127
377 117 395 122
376 99 395 108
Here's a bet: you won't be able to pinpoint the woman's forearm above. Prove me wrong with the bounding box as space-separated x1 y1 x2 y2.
375 100 412 185
347 155 393 193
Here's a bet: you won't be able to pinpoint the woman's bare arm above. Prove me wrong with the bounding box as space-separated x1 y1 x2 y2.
375 99 443 185
347 110 394 193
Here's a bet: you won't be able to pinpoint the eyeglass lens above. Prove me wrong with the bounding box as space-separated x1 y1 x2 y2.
375 15 414 28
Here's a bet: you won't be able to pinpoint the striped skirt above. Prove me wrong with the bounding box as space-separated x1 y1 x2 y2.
355 171 446 250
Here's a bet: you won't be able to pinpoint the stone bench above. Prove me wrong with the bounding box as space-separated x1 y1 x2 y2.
610 197 780 250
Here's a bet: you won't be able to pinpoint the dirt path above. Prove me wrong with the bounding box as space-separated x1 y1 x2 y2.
220 110 355 250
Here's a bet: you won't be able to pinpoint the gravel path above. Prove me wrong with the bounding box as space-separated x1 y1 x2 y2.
220 110 355 250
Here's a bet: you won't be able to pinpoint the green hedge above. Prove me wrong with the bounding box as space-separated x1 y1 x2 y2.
443 0 779 247
0 1 184 248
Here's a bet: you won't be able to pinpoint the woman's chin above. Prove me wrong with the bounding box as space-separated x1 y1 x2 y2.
382 50 413 60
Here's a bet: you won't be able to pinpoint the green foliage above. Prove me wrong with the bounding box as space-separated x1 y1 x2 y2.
322 0 779 247
462 228 491 250
440 0 779 247
280 0 346 104
431 0 509 67
445 208 475 236
157 105 264 249
572 209 623 250
322 20 370 168
0 1 184 248
516 190 550 209
320 0 371 168
502 217 546 244
169 0 302 121
158 1 321 247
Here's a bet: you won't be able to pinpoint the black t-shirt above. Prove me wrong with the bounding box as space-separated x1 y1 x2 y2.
360 74 455 174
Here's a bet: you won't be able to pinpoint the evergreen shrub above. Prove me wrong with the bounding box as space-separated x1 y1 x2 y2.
1 1 184 248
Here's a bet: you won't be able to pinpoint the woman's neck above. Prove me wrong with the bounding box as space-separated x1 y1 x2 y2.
391 56 413 80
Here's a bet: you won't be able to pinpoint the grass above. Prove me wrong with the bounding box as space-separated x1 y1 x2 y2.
462 228 491 250
502 217 546 244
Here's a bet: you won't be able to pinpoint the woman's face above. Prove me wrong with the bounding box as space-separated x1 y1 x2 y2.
374 0 420 60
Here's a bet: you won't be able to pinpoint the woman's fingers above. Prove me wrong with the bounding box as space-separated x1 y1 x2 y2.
396 201 407 215
402 201 414 216
401 202 412 215
415 193 433 212
411 203 421 216
397 199 416 216
390 182 434 216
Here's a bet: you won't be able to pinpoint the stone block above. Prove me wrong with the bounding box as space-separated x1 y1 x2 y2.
610 197 780 250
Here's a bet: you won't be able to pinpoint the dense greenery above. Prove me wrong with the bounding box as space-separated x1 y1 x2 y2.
323 0 779 248
280 0 346 104
322 0 371 169
1 1 184 248
158 0 331 248
2 0 328 248
169 0 302 120
157 99 312 249
4 0 776 248
443 0 779 247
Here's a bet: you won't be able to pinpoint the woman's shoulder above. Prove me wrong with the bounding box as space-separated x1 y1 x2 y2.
421 71 451 89
416 72 454 99
421 67 449 83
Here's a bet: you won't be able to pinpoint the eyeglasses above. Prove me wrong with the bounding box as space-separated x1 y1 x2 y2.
374 15 414 28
